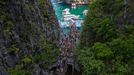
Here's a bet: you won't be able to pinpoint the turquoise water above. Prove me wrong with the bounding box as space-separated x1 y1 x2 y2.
51 0 89 34
51 0 89 20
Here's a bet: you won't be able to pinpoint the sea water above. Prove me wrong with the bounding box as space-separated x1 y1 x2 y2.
51 0 89 34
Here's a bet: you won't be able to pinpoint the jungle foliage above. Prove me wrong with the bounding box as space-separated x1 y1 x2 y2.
77 0 134 75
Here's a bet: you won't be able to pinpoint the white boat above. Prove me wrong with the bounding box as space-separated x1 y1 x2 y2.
62 8 80 21
63 15 79 21
62 8 70 15
83 10 88 15
71 3 76 9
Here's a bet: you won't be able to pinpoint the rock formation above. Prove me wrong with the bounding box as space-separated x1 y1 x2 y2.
0 0 62 75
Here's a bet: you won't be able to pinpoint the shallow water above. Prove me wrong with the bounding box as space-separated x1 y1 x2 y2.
51 0 89 20
51 0 89 34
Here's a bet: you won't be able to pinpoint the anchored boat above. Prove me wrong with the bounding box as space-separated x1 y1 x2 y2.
59 8 84 28
71 3 76 9
62 8 80 21
83 10 88 15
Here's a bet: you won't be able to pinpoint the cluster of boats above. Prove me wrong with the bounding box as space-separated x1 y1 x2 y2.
62 8 79 21
59 8 86 28
57 0 88 28
62 8 88 21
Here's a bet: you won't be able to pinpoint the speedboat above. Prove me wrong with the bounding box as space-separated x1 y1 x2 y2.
63 15 79 21
62 8 71 15
62 8 80 21
71 3 76 9
83 10 88 15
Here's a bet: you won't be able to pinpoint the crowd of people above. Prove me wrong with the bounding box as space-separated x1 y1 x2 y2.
55 19 80 73
48 19 81 74
60 20 80 59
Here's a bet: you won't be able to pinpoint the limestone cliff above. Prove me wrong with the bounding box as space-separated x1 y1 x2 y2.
0 0 62 75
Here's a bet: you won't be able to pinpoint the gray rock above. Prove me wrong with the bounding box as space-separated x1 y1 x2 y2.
41 70 49 75
0 66 9 75
33 64 41 75
4 55 16 67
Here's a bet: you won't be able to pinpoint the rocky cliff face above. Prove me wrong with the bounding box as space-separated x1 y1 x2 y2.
0 0 62 75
